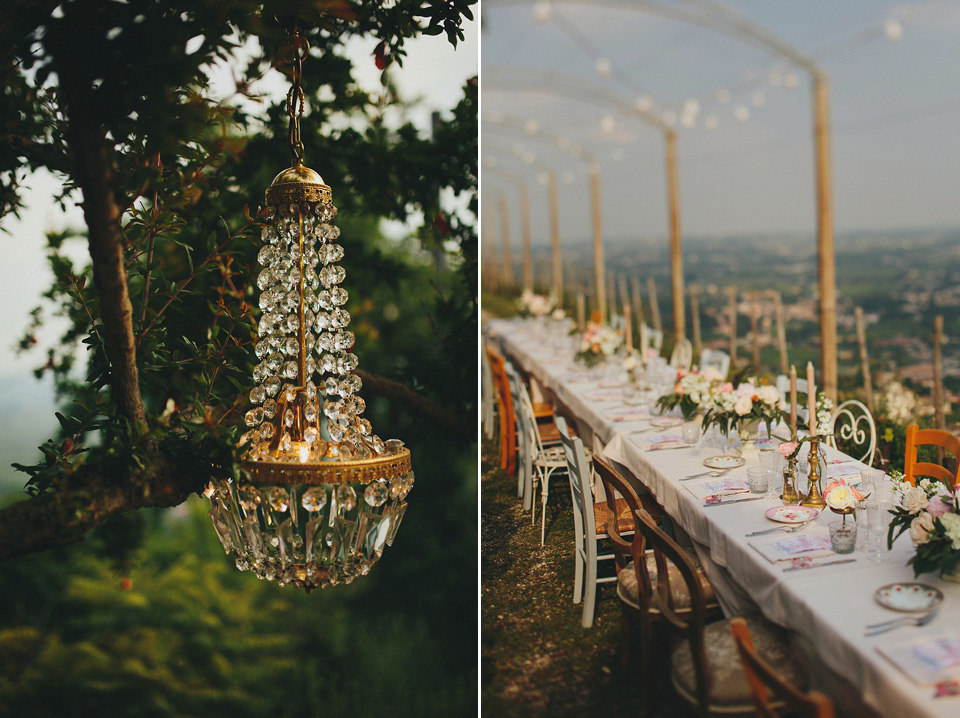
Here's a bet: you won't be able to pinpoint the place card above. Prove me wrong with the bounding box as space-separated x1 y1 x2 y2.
749 530 834 564
877 635 960 685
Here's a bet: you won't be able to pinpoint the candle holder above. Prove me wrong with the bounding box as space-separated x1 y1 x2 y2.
800 435 826 509
781 455 800 505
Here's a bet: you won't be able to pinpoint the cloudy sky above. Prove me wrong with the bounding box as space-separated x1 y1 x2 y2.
481 0 960 245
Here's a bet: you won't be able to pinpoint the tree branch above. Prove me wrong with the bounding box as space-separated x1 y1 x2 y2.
0 455 201 562
356 369 472 438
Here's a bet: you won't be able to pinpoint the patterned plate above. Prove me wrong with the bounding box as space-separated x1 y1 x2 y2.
875 583 944 613
703 455 746 469
649 417 685 429
765 506 819 524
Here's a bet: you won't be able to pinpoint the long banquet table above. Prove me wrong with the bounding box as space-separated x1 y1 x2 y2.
485 317 960 718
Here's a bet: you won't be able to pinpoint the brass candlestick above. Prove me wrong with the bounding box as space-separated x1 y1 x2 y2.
781 455 800 505
800 435 826 509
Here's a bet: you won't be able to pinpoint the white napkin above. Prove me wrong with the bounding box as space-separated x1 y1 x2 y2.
748 529 834 564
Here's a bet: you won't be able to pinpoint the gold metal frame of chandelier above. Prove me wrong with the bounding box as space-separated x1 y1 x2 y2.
265 165 332 206
241 448 412 486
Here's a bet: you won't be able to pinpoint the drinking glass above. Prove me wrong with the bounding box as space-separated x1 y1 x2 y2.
829 520 858 554
682 421 700 445
866 501 893 562
759 450 781 499
860 469 885 499
747 467 768 494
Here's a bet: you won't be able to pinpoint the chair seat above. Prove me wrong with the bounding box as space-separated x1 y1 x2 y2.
671 616 808 711
532 400 553 418
617 548 716 611
594 497 635 535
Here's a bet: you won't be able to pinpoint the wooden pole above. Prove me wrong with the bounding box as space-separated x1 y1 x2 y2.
855 307 874 412
727 287 738 368
607 274 617 323
498 194 513 290
750 291 761 369
630 276 645 327
813 73 838 402
618 275 631 340
666 130 685 344
519 182 533 293
588 163 607 322
690 285 702 359
934 315 946 432
647 277 662 333
547 171 563 302
482 201 498 292
773 290 788 375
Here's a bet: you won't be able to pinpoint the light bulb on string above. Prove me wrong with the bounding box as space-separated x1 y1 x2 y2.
734 105 750 122
884 18 903 42
533 0 552 24
595 57 612 80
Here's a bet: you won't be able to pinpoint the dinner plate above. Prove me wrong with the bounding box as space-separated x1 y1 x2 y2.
703 455 746 469
874 583 944 613
649 417 684 429
765 506 819 524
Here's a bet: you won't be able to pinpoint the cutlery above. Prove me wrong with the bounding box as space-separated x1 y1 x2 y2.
746 519 815 537
703 495 766 508
782 558 856 572
682 469 730 481
863 609 938 637
865 609 938 631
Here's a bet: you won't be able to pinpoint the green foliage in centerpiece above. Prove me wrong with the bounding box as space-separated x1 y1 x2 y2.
888 471 960 578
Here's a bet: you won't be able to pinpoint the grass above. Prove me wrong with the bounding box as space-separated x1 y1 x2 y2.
480 439 694 717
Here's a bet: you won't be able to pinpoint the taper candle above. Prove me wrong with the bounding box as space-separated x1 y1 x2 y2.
789 364 797 439
806 361 817 436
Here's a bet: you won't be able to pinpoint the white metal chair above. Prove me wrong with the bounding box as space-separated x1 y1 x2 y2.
556 416 618 628
699 348 730 378
640 324 664 355
827 399 877 466
481 345 495 441
670 338 693 371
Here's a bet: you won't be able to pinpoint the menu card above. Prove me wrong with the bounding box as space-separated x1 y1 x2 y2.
749 530 834 564
877 635 960 685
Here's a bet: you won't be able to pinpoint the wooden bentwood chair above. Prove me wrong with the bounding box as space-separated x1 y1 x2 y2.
633 508 810 718
904 424 960 489
730 618 835 718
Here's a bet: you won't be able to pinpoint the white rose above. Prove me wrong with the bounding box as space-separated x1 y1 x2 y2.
909 513 935 545
901 486 930 514
825 484 857 511
757 385 780 406
940 513 960 550
734 395 753 416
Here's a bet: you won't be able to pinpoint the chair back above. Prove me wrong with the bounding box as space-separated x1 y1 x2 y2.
774 374 810 425
592 456 642 571
486 349 518 476
670 338 693 371
700 349 731 378
826 400 877 466
633 508 712 711
504 363 531 501
904 425 960 488
729 617 835 718
557 417 597 559
481 346 495 440
641 324 664 354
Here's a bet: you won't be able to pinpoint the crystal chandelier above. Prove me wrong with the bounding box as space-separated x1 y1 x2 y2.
206 25 413 591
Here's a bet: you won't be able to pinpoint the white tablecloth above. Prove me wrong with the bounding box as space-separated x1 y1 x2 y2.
486 317 960 718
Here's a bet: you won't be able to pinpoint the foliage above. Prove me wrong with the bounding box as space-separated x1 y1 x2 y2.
887 471 960 579
0 0 477 713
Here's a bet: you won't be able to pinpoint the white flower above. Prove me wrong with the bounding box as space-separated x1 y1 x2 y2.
757 385 780 406
622 355 640 371
551 308 566 321
940 513 960 550
825 484 858 510
901 486 930 514
734 395 753 416
700 367 724 382
909 512 935 545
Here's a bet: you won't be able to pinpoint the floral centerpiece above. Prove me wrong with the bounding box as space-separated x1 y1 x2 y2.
517 289 555 317
887 472 960 579
700 378 788 438
655 367 726 420
824 478 864 522
622 353 641 384
574 321 622 368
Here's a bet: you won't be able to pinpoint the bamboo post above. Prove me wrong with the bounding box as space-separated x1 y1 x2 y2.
618 276 631 340
750 291 761 369
607 274 617 323
690 285 702 359
726 287 738 368
647 277 662 333
934 315 946 432
666 130 685 344
630 276 645 327
498 194 513 290
813 73 838 402
519 182 533 293
855 307 874 412
482 201 498 292
773 290 788 375
588 162 607 322
547 171 563 302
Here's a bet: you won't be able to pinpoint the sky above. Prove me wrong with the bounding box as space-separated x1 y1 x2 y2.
0 16 477 488
481 0 960 247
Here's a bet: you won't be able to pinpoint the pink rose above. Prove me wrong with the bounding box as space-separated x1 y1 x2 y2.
778 441 798 457
719 382 734 394
927 494 953 519
675 382 685 395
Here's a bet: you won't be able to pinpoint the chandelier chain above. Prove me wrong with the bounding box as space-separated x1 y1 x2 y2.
285 27 309 165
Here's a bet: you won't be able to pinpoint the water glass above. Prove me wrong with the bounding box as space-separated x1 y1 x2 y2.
759 451 781 499
747 467 768 494
860 469 885 499
866 501 893 562
682 421 700 445
829 520 858 554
